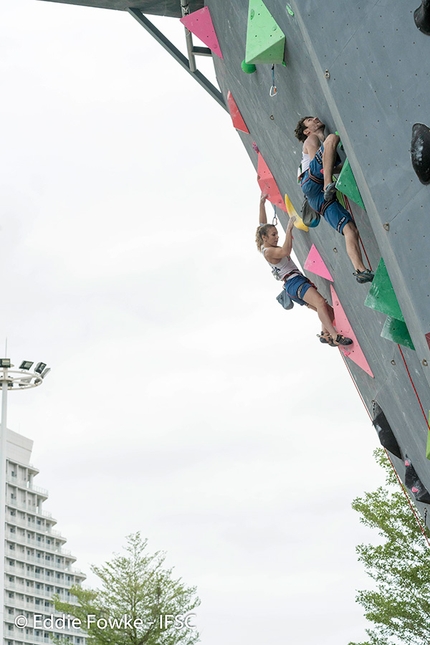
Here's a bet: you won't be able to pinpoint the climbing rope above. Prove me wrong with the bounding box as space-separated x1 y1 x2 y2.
269 64 277 97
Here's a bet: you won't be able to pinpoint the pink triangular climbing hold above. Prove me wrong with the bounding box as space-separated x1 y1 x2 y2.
257 153 287 212
226 92 249 134
330 286 374 378
425 332 430 351
304 244 333 281
180 7 223 59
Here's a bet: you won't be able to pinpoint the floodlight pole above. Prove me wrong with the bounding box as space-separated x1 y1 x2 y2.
0 376 7 643
0 361 48 644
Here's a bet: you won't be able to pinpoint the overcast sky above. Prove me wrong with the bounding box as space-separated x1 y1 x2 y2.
0 2 387 644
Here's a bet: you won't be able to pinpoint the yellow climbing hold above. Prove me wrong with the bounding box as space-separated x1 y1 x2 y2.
285 194 309 231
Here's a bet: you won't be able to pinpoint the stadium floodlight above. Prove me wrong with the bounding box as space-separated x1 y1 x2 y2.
0 359 11 368
41 368 51 379
18 378 32 387
34 362 47 374
19 361 34 370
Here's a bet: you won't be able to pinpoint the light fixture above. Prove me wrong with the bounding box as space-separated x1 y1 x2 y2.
18 378 32 387
19 361 34 371
34 362 47 374
40 368 51 380
0 359 11 368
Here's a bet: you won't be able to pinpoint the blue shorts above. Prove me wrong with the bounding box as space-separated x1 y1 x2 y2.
300 144 352 234
284 274 314 306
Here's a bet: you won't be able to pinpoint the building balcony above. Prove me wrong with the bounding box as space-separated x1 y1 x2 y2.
6 477 49 498
6 516 67 542
7 500 56 523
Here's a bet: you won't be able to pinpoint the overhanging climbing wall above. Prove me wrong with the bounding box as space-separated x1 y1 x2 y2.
205 0 430 521
40 0 430 520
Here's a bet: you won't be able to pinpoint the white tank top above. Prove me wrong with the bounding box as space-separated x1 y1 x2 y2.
261 247 300 281
297 149 311 179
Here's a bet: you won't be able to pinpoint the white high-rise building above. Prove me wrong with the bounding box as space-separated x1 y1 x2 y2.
3 429 86 645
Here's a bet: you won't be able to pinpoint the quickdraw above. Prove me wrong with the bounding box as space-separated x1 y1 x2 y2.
269 64 277 97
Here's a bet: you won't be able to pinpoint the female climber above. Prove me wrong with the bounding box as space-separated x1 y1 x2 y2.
257 193 352 347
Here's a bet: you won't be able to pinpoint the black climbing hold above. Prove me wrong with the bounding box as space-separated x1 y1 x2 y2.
414 0 430 35
372 402 402 459
411 123 430 185
404 456 430 504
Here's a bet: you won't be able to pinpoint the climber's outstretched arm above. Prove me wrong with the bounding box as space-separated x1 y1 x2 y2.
259 192 268 225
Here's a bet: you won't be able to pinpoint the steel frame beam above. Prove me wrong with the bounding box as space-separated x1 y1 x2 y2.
128 8 226 111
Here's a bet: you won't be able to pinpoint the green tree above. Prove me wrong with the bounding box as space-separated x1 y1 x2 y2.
349 448 430 645
54 532 200 645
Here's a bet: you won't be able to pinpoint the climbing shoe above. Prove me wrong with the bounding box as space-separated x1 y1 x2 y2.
318 332 335 347
333 334 353 346
354 269 374 284
323 181 337 201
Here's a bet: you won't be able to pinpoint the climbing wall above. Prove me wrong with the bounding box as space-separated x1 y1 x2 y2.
204 0 430 518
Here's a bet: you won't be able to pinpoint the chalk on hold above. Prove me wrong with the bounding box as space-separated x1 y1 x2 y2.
180 7 223 59
405 456 430 503
284 194 308 231
381 317 415 350
241 60 257 73
335 159 365 209
372 402 402 459
304 244 333 281
414 0 430 35
257 153 286 212
364 258 404 321
226 92 249 133
245 0 286 65
411 123 430 184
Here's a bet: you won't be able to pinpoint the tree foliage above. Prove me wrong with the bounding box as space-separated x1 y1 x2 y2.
54 532 200 645
349 449 430 645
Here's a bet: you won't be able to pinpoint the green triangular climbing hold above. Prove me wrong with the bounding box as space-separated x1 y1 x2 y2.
381 317 415 350
336 158 365 209
364 258 405 322
245 0 286 65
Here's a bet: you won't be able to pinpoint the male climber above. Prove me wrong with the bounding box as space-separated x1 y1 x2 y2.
294 116 374 284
